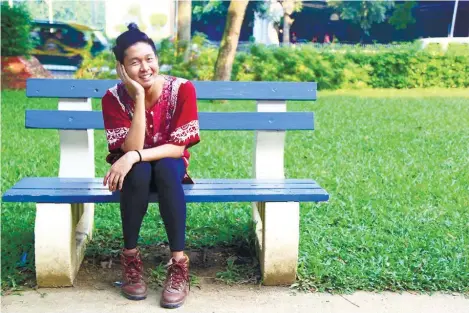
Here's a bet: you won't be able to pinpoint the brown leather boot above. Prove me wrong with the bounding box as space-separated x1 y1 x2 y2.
160 254 190 309
120 249 148 300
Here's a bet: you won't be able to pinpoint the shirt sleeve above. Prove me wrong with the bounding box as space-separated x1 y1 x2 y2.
101 90 131 152
168 80 200 149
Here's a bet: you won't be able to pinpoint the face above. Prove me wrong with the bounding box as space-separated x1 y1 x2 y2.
123 42 158 89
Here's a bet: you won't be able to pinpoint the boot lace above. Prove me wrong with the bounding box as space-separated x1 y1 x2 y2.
167 261 189 291
122 254 143 284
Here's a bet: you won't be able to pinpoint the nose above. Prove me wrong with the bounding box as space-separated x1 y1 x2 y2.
140 61 150 72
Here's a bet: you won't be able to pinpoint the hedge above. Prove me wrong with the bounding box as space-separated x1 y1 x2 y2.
76 40 469 90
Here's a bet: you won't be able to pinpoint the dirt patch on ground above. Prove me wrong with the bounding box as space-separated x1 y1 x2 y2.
75 244 261 291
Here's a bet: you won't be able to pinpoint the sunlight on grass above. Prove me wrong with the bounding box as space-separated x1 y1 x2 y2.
1 88 468 292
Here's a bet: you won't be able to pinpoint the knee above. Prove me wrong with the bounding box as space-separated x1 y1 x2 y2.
123 162 151 191
152 158 184 183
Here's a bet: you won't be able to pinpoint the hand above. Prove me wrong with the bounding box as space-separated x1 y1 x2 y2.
116 62 144 100
103 151 140 192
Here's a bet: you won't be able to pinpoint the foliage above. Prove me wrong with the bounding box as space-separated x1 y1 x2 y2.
77 42 469 90
75 50 116 80
1 3 35 57
24 1 106 30
389 1 417 30
328 1 394 34
192 0 270 21
150 13 168 30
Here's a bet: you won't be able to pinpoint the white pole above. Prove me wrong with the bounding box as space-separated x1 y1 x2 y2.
8 0 13 7
449 0 459 37
48 0 53 24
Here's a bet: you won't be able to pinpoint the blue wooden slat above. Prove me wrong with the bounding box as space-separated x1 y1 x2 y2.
25 110 314 131
13 177 318 185
26 79 317 101
2 188 329 203
11 180 321 191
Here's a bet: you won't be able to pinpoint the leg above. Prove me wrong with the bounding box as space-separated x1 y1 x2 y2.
151 158 189 309
151 158 187 254
119 162 151 300
120 162 152 249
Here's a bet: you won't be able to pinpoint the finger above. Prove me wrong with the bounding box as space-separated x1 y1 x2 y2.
120 64 129 81
103 171 110 186
118 175 125 191
108 172 117 191
116 62 123 80
111 174 121 192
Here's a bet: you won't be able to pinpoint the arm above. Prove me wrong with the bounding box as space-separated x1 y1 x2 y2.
117 63 146 152
121 94 145 152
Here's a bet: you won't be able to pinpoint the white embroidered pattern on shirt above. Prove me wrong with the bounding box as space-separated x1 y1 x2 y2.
169 77 188 116
106 127 129 145
109 85 126 113
169 120 199 143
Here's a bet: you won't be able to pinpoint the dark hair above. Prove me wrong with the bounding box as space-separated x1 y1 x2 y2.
112 23 157 63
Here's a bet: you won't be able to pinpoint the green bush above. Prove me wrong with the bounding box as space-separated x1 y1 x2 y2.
75 50 116 79
77 41 469 89
1 3 34 57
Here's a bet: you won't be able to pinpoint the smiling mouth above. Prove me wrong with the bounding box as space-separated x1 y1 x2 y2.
140 73 152 80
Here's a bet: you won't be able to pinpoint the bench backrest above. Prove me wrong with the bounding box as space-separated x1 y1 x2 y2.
27 79 317 101
25 110 314 131
25 78 317 180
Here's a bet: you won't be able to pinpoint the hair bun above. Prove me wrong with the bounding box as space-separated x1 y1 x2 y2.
127 23 139 31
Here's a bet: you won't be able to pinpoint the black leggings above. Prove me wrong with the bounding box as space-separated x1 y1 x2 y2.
120 158 186 252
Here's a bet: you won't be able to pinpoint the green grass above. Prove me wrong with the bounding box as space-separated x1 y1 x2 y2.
1 88 468 292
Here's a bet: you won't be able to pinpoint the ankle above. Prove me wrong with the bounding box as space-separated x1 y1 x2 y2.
171 251 185 262
123 248 138 256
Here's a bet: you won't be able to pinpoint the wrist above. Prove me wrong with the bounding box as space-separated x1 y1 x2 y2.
135 92 145 101
126 150 141 164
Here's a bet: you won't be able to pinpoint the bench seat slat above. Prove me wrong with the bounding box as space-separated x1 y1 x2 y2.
27 79 317 101
13 177 319 186
12 180 322 191
25 110 314 131
2 178 329 203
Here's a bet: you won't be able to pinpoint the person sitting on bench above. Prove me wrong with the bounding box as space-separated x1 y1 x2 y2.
101 22 200 309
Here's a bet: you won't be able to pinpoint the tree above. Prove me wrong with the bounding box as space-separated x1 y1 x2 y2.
1 2 34 57
389 1 416 30
213 0 250 81
279 0 302 44
177 0 192 61
150 13 168 31
328 1 394 34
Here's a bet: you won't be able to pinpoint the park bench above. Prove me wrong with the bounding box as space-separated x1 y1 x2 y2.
2 78 329 288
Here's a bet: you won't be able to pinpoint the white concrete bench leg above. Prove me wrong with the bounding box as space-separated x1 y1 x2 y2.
253 201 300 285
35 203 94 287
253 100 299 285
35 98 95 287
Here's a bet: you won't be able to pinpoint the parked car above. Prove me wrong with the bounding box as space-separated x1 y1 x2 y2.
30 20 109 66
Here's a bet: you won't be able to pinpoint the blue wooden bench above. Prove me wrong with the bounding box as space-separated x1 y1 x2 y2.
2 78 329 288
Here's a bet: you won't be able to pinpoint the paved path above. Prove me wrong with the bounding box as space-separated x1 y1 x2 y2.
2 284 468 313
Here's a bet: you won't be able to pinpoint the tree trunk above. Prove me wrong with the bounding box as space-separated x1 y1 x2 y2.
213 0 249 81
282 12 291 44
177 0 192 62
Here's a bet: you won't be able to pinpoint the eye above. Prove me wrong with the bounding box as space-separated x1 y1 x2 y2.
147 57 154 61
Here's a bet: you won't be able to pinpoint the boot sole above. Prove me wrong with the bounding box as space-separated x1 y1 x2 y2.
121 291 147 301
160 299 185 309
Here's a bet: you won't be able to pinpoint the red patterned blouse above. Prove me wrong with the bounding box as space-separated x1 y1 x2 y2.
101 75 200 177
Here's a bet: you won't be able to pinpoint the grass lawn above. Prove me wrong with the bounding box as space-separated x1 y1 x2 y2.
1 88 468 292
